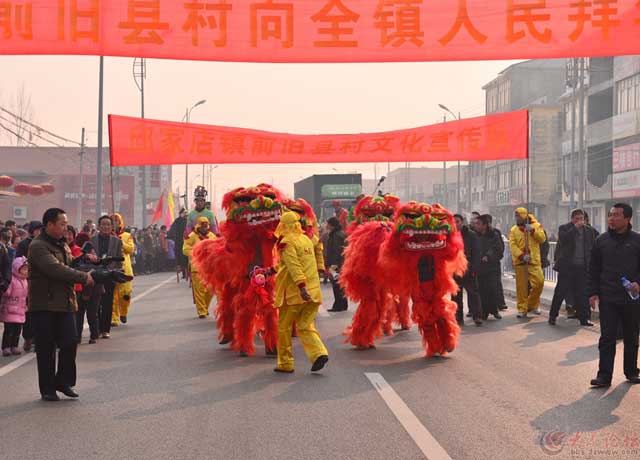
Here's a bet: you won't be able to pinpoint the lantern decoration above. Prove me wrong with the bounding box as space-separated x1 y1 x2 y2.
40 183 55 194
13 183 30 196
0 175 13 189
29 185 44 196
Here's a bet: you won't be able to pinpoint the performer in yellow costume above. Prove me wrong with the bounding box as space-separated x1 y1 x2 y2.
509 207 546 318
183 216 216 318
111 213 135 326
273 211 328 373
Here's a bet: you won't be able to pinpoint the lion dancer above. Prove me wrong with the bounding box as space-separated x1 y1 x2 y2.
184 217 216 318
380 203 466 357
111 213 135 326
193 184 283 356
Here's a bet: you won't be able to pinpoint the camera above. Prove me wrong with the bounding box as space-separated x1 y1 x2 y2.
72 242 133 284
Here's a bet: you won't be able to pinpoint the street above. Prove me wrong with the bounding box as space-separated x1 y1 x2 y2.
1 273 639 460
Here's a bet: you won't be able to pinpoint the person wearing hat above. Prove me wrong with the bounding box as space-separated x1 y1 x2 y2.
509 207 546 318
15 220 43 352
272 211 329 373
183 216 216 318
184 186 219 238
110 213 136 326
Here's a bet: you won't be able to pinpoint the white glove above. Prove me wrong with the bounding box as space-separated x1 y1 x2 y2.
525 224 533 232
522 254 531 263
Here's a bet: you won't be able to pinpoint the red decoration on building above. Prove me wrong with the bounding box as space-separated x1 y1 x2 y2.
13 183 30 195
40 183 55 193
29 185 44 196
0 175 14 189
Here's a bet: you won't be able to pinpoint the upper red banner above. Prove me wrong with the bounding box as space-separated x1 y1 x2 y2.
0 1 639 62
108 110 529 166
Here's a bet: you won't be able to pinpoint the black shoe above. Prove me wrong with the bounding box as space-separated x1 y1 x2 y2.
198 314 207 319
41 393 60 402
548 318 556 326
327 307 347 312
88 338 97 344
311 355 328 372
219 337 231 345
56 386 79 398
498 305 508 311
265 348 277 357
590 377 612 388
120 316 127 324
274 367 294 373
580 321 594 327
626 375 640 384
474 319 482 326
466 313 472 318
493 312 502 319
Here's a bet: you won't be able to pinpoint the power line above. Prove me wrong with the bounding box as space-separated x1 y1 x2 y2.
0 105 80 146
0 113 65 147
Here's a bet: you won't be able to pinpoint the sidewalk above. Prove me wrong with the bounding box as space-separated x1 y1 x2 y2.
500 273 600 321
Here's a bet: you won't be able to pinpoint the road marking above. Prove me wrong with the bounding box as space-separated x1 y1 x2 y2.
0 276 175 378
365 372 453 460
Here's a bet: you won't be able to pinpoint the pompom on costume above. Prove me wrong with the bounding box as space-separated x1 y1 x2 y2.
379 202 467 357
191 184 284 356
341 194 409 349
111 213 135 325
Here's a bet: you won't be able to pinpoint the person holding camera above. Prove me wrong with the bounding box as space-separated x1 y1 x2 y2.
91 215 123 338
27 208 95 401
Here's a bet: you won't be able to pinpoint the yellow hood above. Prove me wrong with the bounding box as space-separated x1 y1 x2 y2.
112 213 125 233
196 216 210 232
275 211 303 239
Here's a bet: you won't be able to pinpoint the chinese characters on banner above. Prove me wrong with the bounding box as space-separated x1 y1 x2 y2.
0 1 639 62
108 110 529 166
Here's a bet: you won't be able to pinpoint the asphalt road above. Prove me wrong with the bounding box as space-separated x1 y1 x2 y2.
1 273 639 460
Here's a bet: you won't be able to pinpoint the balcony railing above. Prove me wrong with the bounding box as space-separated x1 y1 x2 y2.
502 241 558 283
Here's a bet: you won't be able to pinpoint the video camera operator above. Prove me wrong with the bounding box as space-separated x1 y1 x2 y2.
27 208 95 401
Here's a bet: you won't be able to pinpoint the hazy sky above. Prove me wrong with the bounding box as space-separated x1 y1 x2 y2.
0 55 520 197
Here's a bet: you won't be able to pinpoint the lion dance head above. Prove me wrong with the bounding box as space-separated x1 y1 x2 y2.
283 198 318 237
221 183 284 237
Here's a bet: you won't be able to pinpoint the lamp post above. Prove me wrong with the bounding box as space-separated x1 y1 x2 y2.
182 99 207 209
438 104 462 213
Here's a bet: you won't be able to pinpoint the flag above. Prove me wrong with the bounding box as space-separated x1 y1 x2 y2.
152 191 165 223
165 190 175 226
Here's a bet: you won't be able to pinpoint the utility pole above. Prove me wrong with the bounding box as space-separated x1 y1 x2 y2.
77 127 85 228
577 57 587 210
134 58 147 227
457 112 461 212
96 56 104 221
568 58 578 211
443 114 447 207
185 108 189 210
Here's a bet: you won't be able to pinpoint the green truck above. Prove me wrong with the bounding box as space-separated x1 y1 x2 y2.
294 174 362 224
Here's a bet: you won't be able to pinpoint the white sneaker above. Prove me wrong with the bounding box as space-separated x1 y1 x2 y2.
531 310 542 315
517 313 528 318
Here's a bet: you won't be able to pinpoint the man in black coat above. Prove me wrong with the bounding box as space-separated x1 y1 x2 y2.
549 209 597 327
475 214 504 320
588 203 640 387
168 208 188 279
324 217 348 311
452 215 483 326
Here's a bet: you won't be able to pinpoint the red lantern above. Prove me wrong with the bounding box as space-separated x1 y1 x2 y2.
29 185 44 196
0 175 13 189
41 183 55 194
13 183 30 195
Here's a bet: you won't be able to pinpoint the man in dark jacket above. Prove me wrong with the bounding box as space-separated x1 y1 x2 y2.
452 215 483 326
324 217 348 311
549 209 597 327
588 203 640 387
91 215 123 338
28 208 94 401
168 209 188 278
475 214 504 320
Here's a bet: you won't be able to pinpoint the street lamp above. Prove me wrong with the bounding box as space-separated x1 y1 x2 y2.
438 103 462 213
182 99 207 209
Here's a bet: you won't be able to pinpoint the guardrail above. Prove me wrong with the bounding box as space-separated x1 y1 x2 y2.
502 241 557 283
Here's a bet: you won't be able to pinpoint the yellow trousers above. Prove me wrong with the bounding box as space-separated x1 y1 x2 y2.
277 302 328 371
191 272 213 317
515 264 544 314
112 282 133 325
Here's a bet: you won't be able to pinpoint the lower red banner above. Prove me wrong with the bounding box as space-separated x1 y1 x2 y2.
108 110 528 166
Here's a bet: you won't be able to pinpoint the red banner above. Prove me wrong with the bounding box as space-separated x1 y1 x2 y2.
0 1 639 62
108 110 529 166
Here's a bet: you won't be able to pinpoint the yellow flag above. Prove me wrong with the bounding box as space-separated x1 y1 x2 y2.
167 189 175 222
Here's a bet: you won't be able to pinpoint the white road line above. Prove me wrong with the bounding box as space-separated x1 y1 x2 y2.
365 372 453 460
0 276 175 378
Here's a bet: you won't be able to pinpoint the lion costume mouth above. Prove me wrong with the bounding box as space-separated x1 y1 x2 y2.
236 207 282 226
400 228 448 250
394 202 453 252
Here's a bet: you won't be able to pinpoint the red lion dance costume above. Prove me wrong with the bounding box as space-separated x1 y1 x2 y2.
379 202 466 357
341 194 411 349
192 184 284 356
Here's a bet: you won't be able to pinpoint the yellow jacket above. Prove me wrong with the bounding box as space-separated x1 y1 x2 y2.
275 233 322 308
310 234 325 272
183 231 215 273
509 218 546 266
119 232 135 277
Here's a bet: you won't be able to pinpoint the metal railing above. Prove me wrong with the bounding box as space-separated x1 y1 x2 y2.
502 241 557 283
